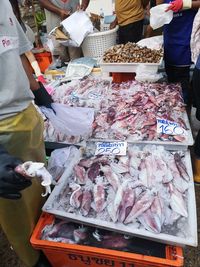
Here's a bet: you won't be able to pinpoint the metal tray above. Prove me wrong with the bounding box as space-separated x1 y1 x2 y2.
43 147 197 247
90 112 194 151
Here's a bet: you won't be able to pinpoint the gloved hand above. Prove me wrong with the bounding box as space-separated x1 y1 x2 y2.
0 146 32 199
166 0 192 12
33 82 53 109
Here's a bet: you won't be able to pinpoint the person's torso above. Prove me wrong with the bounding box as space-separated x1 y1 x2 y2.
115 0 144 26
0 0 33 120
50 0 79 12
163 0 197 65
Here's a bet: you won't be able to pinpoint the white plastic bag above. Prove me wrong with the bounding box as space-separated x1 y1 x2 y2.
137 36 163 50
41 103 94 136
47 146 80 182
61 11 94 47
150 4 173 30
135 65 163 82
65 57 96 80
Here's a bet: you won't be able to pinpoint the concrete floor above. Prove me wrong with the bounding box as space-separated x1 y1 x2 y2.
0 108 200 267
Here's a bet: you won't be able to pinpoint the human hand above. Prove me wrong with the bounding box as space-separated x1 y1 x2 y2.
60 9 71 20
79 0 89 11
0 147 32 199
110 18 118 30
165 0 183 12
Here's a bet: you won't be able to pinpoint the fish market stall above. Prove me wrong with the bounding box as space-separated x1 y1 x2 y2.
43 145 197 247
100 42 163 73
41 77 193 149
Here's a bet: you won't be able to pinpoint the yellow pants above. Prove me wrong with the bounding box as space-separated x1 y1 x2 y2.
0 104 46 267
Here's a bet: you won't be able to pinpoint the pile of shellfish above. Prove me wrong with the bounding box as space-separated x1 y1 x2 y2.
103 42 163 63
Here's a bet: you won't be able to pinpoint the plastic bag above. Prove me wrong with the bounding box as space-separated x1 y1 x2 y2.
60 11 94 47
137 36 163 50
47 146 80 182
65 57 96 80
135 65 163 82
41 103 94 136
150 4 173 30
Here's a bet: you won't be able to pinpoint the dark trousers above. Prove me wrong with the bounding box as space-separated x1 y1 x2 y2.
192 67 200 120
118 19 144 44
193 67 200 157
165 63 190 105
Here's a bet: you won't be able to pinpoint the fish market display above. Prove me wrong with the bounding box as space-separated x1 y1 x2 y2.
15 161 52 196
41 217 166 255
44 119 83 144
49 145 191 237
93 81 189 143
103 42 163 63
51 78 110 109
42 77 191 144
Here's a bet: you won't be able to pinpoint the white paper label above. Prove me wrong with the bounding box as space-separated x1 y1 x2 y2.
95 142 127 156
157 118 187 136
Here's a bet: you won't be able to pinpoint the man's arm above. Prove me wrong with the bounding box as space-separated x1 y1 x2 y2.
39 0 70 19
80 0 90 10
142 0 150 8
192 1 200 9
166 0 200 11
20 54 53 108
20 54 40 91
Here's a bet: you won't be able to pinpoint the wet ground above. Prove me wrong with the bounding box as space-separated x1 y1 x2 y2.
0 109 200 267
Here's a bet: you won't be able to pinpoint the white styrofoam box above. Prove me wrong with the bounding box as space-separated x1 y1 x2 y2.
43 148 197 247
99 58 163 73
86 0 114 16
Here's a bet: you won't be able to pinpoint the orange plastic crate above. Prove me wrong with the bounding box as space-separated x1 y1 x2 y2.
34 52 52 73
31 213 184 267
111 72 136 83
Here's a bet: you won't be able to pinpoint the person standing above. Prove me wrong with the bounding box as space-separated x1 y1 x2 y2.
39 0 90 61
0 0 53 266
110 0 150 44
164 0 200 105
190 8 200 182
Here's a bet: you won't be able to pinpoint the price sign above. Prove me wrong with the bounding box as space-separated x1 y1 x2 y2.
157 118 187 136
95 142 127 156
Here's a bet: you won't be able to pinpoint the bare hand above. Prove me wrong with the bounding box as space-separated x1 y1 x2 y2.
60 9 71 20
110 19 117 30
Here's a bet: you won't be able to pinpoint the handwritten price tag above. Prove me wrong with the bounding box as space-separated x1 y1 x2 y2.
157 118 187 136
95 142 127 156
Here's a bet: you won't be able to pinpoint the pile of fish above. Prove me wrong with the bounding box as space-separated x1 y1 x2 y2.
103 42 163 63
42 217 165 254
54 146 190 236
42 77 189 144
